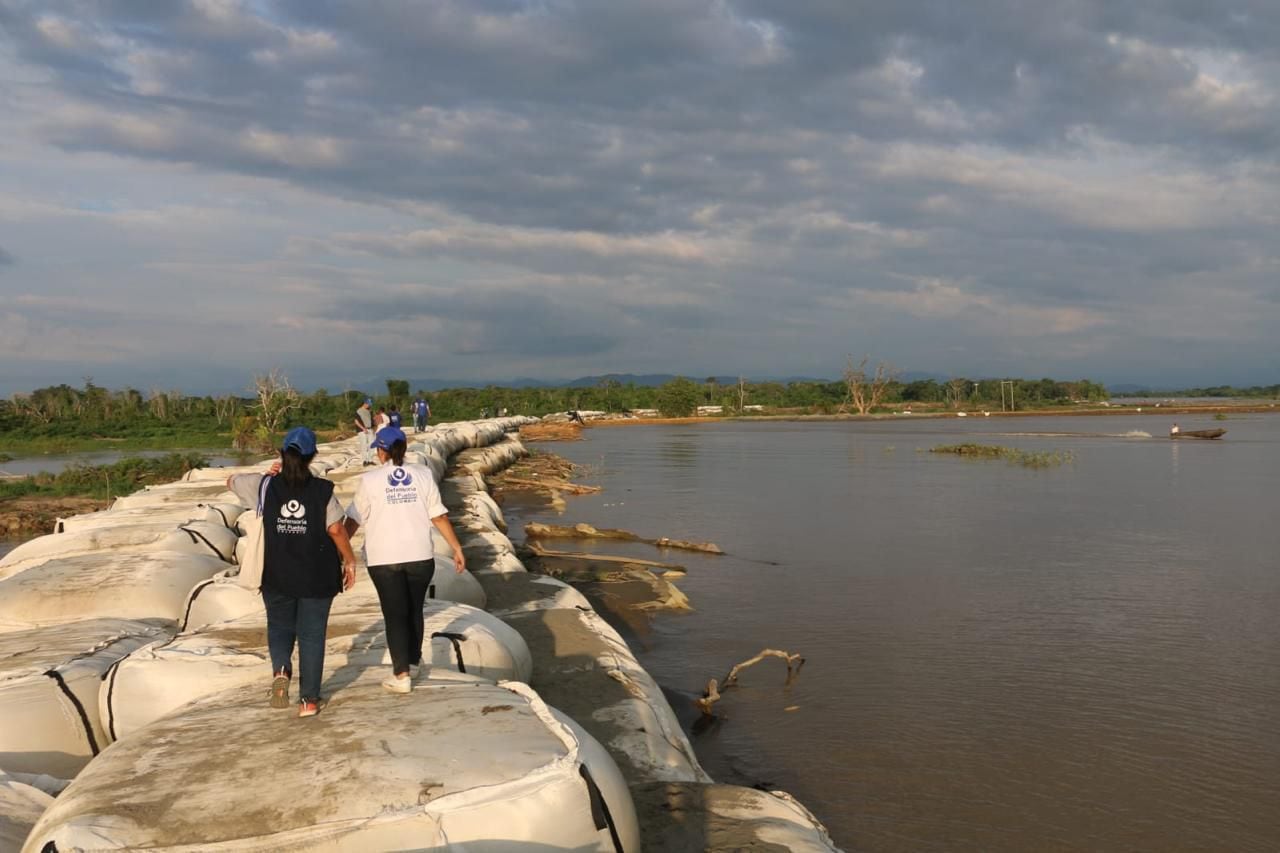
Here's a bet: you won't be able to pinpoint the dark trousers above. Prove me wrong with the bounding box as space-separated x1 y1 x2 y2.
262 588 334 702
368 559 436 675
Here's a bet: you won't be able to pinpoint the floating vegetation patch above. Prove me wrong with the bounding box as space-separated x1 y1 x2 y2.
929 443 1074 468
1213 412 1228 421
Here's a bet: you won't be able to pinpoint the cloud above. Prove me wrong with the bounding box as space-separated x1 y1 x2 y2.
1 0 1279 393
0 245 13 266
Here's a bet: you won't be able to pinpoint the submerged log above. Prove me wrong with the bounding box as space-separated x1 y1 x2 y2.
526 541 684 571
525 522 723 554
696 649 807 716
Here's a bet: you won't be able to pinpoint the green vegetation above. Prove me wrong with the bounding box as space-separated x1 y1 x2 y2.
655 377 702 417
1137 384 1280 398
0 453 208 502
1 374 1113 460
929 443 1074 468
1213 412 1229 421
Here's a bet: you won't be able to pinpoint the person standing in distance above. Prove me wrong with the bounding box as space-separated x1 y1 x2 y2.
227 427 357 717
345 426 467 694
413 395 430 433
354 398 374 465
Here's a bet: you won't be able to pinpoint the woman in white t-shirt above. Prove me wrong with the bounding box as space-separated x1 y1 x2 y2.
344 426 466 693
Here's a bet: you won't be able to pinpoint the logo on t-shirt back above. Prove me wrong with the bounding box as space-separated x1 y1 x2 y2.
385 466 419 505
277 499 308 534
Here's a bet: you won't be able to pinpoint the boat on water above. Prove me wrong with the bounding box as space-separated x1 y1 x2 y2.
1170 428 1226 439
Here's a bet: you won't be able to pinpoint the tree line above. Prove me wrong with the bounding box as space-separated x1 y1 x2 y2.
2 373 1116 447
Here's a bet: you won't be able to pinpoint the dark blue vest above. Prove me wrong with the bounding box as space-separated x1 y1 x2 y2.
262 476 341 598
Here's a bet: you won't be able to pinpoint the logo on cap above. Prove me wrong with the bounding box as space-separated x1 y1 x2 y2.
388 467 413 487
281 500 307 519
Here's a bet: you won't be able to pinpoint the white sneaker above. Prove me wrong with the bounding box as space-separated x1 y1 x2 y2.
381 673 411 694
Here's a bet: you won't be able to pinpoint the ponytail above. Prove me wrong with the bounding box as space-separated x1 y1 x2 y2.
280 448 315 487
388 439 407 467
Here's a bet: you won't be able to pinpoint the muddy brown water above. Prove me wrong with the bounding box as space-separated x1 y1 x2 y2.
503 414 1280 852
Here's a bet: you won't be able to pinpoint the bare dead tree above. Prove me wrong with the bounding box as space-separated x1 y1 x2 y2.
736 376 748 413
841 355 897 415
213 394 240 427
148 387 169 420
946 377 970 409
251 369 301 434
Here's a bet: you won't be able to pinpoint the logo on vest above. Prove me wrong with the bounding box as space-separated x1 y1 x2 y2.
277 499 308 534
385 466 419 505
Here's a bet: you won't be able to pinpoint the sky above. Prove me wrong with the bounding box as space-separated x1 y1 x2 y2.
2 0 1279 396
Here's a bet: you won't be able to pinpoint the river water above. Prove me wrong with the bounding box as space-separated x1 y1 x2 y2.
0 449 243 477
505 414 1280 852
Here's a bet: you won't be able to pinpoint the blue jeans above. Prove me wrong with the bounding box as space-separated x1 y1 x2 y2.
263 588 334 702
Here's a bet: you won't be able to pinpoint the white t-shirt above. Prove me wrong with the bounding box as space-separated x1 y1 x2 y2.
347 462 448 566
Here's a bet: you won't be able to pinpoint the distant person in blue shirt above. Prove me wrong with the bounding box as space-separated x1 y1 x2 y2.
412 396 430 432
388 407 402 428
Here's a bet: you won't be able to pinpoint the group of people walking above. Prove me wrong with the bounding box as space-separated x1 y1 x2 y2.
228 420 465 718
354 398 432 465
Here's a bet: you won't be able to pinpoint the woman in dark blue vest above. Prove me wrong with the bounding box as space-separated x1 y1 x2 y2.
230 427 357 717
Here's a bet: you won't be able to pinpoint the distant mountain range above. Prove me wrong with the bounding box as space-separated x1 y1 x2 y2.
355 370 954 392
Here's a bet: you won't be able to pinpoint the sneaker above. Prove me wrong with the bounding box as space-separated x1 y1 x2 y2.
382 673 412 694
298 698 325 718
269 673 290 709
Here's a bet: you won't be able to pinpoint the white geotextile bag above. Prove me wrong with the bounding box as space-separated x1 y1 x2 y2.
56 502 243 534
0 551 230 633
180 571 263 632
0 619 173 777
0 520 236 582
0 772 55 852
27 681 640 853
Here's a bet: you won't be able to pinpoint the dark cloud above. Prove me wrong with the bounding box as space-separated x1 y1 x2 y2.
0 246 13 266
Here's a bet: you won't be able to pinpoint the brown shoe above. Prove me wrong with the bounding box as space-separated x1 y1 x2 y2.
269 674 290 709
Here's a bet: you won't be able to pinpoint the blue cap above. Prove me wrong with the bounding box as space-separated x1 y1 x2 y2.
372 425 406 450
281 426 317 456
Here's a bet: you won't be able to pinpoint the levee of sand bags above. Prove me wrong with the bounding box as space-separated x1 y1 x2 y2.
103 599 533 741
24 681 640 852
1 416 836 849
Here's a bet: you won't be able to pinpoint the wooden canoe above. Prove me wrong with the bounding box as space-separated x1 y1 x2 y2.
1171 428 1226 439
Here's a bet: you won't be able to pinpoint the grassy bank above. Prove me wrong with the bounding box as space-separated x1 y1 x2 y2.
0 453 209 503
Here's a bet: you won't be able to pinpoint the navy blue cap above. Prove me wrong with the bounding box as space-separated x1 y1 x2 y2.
372 426 406 450
281 426 317 455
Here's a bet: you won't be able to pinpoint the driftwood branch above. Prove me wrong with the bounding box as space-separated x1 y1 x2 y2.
525 541 684 571
695 648 807 716
525 522 723 554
